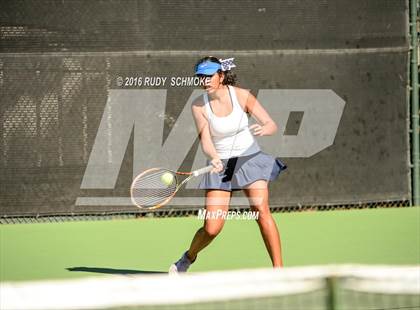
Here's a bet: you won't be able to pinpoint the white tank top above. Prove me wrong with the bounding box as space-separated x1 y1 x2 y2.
204 86 260 159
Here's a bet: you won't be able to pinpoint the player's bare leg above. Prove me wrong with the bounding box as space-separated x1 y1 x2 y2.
187 189 231 261
170 190 231 273
245 180 283 267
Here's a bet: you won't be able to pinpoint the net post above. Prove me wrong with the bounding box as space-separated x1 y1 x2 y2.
325 276 337 310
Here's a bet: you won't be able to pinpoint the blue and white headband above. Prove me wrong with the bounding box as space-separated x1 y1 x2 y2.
195 58 236 75
220 58 236 71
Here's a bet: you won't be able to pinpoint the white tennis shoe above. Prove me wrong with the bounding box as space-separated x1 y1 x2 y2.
169 251 194 274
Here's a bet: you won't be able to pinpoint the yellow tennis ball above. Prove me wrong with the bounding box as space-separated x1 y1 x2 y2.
161 172 174 186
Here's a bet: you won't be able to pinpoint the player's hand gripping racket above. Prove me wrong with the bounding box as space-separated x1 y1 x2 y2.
130 165 213 209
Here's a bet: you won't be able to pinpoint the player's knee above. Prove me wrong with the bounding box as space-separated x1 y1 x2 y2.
252 205 272 223
204 224 223 238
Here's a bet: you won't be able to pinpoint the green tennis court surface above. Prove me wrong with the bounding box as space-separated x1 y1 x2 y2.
1 207 419 282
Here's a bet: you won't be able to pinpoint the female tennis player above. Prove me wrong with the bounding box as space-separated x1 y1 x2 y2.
169 56 287 273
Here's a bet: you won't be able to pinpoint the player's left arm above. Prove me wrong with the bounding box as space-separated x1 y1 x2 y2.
236 87 278 136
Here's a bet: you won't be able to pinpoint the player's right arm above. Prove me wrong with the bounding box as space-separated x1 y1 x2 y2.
191 100 223 173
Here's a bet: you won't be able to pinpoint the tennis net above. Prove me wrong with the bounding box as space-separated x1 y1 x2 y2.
1 265 419 310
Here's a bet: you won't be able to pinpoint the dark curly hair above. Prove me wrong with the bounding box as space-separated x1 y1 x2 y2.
195 56 237 86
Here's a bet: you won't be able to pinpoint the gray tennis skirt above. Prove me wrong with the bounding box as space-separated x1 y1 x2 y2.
198 151 287 191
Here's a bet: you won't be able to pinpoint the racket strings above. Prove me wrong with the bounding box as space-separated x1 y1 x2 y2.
131 170 177 207
133 170 171 181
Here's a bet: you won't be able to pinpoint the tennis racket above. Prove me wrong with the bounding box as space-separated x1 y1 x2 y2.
130 165 214 209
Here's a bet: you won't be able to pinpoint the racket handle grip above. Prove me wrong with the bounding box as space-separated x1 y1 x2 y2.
192 165 214 176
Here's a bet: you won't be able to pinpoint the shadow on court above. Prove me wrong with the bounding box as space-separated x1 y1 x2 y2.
66 267 166 275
